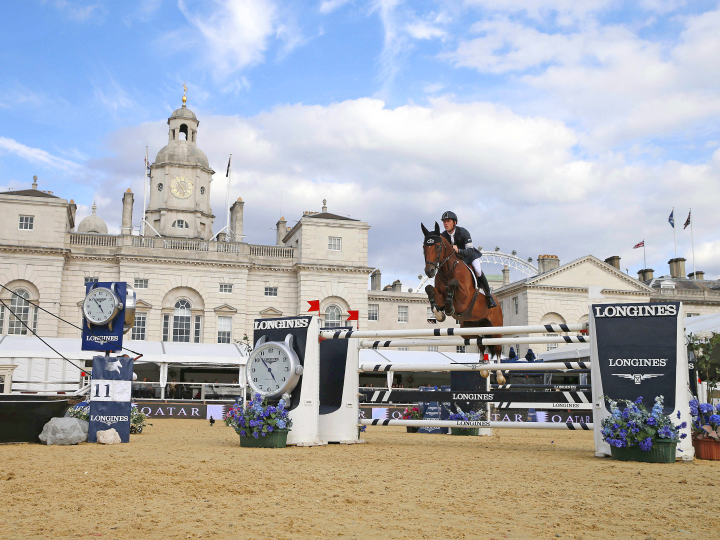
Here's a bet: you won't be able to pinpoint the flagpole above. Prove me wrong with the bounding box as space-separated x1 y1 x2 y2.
643 241 646 272
690 209 696 279
225 154 232 239
672 207 677 258
142 146 148 237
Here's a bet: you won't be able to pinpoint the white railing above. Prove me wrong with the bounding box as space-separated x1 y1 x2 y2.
162 238 209 251
132 236 156 248
69 233 118 247
249 245 294 258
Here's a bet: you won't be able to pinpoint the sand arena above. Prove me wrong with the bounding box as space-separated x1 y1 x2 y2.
1 420 716 540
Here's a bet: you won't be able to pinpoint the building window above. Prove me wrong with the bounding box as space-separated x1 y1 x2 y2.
264 287 278 297
324 305 342 327
85 277 99 285
220 283 233 294
217 316 232 344
368 304 379 321
456 346 466 353
194 315 202 343
546 333 558 351
172 300 192 342
18 215 34 230
513 297 518 315
398 306 408 323
328 237 342 251
162 314 170 342
0 305 4 335
7 289 35 335
131 313 147 341
134 278 148 289
427 307 436 321
427 346 438 352
171 220 189 229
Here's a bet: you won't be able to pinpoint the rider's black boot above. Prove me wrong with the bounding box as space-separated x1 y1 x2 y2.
478 272 497 309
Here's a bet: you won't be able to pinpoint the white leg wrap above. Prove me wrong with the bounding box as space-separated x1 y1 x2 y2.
471 259 483 277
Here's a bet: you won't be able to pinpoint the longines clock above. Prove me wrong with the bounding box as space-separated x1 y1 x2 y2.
170 176 194 199
245 335 303 399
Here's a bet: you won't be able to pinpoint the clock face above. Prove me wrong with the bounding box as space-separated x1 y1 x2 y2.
171 176 194 199
83 287 119 325
247 343 295 397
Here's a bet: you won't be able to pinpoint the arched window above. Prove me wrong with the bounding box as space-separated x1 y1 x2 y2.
7 289 36 335
324 305 342 328
172 299 192 342
172 220 189 229
179 124 188 141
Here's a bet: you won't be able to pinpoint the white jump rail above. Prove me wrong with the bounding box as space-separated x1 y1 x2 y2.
360 361 590 372
360 335 590 348
321 323 587 340
361 419 593 430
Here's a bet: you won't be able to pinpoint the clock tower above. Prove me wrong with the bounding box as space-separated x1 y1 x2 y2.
146 94 215 240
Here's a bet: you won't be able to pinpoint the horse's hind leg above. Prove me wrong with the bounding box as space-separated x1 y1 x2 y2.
491 342 506 385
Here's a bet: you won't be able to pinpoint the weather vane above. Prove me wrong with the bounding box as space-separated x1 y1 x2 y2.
182 83 187 104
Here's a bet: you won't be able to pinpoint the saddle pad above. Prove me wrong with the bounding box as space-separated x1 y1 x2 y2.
462 262 485 296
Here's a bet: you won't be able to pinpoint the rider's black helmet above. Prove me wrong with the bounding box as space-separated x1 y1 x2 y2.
441 210 458 222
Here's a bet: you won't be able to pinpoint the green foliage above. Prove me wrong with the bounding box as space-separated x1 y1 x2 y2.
688 332 720 403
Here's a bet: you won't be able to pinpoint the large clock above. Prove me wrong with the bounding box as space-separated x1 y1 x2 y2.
245 335 303 399
82 285 123 330
170 176 194 199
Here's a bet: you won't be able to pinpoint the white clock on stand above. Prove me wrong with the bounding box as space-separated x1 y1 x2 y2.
245 335 303 400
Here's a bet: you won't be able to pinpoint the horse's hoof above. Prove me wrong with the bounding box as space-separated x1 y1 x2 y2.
496 371 506 385
480 370 489 378
434 310 446 322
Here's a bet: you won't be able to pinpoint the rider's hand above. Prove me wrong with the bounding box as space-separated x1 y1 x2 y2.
453 246 459 253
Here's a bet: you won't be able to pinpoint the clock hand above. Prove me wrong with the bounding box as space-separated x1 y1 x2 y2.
260 358 276 381
93 297 105 316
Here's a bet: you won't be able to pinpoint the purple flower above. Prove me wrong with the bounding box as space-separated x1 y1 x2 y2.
677 411 681 420
267 425 274 433
252 432 259 439
639 438 653 451
680 433 687 439
646 417 657 426
680 422 687 429
708 415 720 425
700 403 714 414
635 397 643 405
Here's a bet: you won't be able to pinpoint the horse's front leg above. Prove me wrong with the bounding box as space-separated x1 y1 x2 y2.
424 285 446 322
445 279 459 317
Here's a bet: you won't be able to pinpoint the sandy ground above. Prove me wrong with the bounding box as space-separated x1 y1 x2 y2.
1 420 717 540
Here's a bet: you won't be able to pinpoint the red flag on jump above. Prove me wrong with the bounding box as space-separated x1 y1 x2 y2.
347 310 359 321
307 300 320 312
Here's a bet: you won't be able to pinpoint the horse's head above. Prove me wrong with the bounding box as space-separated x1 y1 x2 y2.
421 222 445 278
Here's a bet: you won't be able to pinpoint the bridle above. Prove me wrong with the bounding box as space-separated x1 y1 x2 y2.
424 237 456 277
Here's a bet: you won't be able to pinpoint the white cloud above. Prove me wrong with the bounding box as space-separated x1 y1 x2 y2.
84 97 720 282
50 0 105 22
0 137 82 172
319 0 352 14
406 21 446 40
178 0 278 77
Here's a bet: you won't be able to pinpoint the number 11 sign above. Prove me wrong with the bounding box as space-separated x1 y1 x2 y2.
88 355 134 443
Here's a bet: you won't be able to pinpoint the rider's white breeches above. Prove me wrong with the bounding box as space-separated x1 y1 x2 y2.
471 259 483 277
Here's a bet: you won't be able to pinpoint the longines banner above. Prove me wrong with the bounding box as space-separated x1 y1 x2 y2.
89 355 134 443
592 302 679 413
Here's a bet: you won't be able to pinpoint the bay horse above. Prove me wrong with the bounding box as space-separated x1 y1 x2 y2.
421 222 505 383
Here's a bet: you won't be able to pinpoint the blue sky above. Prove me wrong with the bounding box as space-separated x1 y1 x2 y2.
2 0 720 286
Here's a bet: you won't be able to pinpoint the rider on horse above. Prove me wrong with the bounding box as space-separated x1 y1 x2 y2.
440 210 497 309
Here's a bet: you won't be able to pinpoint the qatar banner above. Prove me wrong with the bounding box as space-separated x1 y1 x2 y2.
89 355 134 443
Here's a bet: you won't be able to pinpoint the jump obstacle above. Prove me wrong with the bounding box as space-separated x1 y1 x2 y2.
249 301 693 458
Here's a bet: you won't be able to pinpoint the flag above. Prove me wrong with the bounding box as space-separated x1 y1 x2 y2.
307 300 320 312
683 210 691 230
668 210 674 228
226 156 231 177
633 241 644 249
347 310 359 321
144 157 150 176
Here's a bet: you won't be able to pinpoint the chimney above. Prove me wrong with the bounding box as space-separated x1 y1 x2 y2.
604 256 621 270
537 255 560 274
68 199 77 230
229 197 244 241
688 271 704 280
121 189 134 235
276 217 287 245
32 175 38 190
391 279 402 292
668 258 686 278
322 199 327 213
502 266 510 286
637 268 654 281
370 269 382 291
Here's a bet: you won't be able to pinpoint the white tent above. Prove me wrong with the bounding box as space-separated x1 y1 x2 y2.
0 335 248 393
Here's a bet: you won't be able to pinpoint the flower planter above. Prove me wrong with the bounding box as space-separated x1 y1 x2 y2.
451 428 479 436
693 438 720 460
406 427 419 433
239 429 288 448
610 439 676 463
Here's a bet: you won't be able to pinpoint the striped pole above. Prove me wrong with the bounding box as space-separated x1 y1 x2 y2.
321 323 587 340
360 335 589 349
360 361 590 372
360 419 592 430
